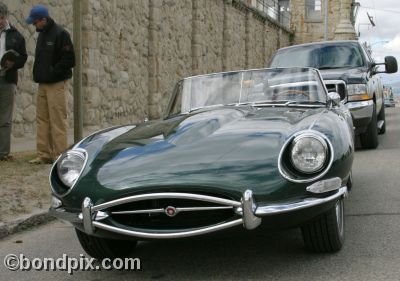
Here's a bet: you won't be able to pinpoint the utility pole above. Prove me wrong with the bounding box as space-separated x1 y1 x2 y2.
73 0 83 142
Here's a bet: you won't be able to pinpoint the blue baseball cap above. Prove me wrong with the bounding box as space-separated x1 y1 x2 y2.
25 5 49 24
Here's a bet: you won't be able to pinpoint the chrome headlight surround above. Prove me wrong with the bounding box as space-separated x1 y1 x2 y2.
51 148 87 197
278 130 334 183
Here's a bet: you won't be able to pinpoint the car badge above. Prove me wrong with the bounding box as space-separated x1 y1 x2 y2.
165 206 177 217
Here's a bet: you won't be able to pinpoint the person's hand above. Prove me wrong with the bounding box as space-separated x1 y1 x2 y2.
4 60 15 69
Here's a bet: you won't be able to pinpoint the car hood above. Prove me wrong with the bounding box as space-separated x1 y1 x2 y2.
318 67 367 84
73 106 330 202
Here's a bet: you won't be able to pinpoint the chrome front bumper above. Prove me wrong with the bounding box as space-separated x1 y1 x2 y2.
345 100 373 129
50 178 348 239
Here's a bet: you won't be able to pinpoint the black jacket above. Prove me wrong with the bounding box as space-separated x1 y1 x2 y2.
4 25 27 85
33 18 75 83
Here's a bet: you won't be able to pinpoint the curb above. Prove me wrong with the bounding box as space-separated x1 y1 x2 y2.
0 210 55 239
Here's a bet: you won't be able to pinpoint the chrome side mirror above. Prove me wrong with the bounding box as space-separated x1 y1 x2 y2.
327 92 341 107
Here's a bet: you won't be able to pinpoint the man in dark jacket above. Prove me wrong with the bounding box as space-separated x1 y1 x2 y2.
0 2 27 161
26 4 75 164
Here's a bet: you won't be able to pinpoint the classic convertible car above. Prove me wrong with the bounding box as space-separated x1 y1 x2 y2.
49 67 354 259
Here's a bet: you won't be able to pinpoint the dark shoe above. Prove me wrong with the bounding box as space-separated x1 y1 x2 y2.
0 155 15 161
29 157 53 164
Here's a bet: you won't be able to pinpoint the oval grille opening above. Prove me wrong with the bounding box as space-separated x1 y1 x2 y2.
108 198 239 230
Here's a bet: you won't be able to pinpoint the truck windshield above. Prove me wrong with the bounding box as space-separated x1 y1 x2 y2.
270 43 365 69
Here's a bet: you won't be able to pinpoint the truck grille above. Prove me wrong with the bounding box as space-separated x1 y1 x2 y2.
324 80 347 101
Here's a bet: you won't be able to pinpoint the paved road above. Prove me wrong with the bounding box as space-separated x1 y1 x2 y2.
1 108 400 281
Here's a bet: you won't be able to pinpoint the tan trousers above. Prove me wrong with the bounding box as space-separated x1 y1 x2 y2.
36 81 68 160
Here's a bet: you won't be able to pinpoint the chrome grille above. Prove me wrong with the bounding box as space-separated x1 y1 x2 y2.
91 192 242 231
109 198 238 229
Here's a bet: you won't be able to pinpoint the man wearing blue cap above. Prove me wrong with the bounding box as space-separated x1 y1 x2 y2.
26 4 75 164
0 2 27 161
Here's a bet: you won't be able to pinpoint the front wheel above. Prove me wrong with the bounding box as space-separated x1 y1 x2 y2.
360 104 378 149
75 229 137 260
301 198 345 253
377 104 386 134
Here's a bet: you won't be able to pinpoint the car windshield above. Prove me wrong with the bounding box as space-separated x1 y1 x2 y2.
167 67 327 116
270 42 365 69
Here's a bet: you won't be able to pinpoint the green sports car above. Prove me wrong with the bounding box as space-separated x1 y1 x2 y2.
49 67 354 259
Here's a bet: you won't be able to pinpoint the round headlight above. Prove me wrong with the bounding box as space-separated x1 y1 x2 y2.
57 150 86 187
290 135 328 174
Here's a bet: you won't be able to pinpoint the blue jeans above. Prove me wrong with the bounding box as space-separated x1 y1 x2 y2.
0 77 16 158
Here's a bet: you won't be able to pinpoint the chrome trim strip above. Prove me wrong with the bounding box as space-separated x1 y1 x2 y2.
175 206 233 212
92 219 244 239
112 209 165 215
111 206 233 215
255 186 347 216
92 193 241 212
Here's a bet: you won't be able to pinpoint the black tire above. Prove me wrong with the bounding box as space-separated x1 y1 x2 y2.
75 229 137 260
360 104 378 149
377 104 386 134
346 171 353 191
301 198 345 253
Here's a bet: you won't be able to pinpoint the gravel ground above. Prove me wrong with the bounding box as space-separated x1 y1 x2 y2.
0 152 52 224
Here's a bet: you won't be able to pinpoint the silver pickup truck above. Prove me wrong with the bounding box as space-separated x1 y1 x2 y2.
269 40 398 149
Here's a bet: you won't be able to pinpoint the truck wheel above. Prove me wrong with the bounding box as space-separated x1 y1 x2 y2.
377 104 386 134
75 229 137 260
301 198 345 253
360 104 378 149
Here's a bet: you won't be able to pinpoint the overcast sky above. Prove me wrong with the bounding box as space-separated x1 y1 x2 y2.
355 0 400 85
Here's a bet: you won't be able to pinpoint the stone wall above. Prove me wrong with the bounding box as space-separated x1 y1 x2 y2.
82 0 150 129
5 0 292 138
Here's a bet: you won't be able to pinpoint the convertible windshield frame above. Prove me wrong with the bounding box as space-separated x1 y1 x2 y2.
166 67 328 117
